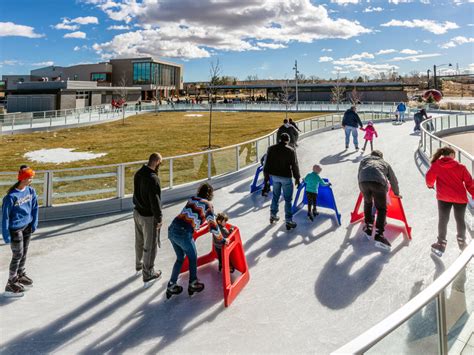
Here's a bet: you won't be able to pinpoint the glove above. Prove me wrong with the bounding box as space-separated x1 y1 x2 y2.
328 183 332 187
295 179 301 187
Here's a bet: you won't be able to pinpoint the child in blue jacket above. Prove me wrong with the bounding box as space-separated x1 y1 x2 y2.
2 165 38 297
304 164 330 221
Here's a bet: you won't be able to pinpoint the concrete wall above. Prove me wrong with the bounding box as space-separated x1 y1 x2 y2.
7 94 56 112
110 59 134 87
60 93 76 110
91 93 102 106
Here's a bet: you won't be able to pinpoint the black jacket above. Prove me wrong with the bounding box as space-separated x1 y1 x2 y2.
342 109 363 128
263 142 300 181
133 165 163 222
276 124 299 145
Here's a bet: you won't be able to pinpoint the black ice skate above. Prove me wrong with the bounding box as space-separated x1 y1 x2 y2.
307 213 314 222
18 273 33 287
312 209 319 217
166 282 183 299
143 270 162 289
363 223 373 240
431 242 446 257
286 221 297 231
270 215 280 224
4 278 24 298
374 233 391 251
188 279 205 296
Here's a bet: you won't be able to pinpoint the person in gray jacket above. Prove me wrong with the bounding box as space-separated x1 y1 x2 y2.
358 150 401 248
277 119 299 148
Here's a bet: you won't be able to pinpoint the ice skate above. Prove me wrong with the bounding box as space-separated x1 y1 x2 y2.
286 221 297 230
188 279 205 296
4 279 24 298
431 242 446 257
17 273 33 288
374 233 391 251
143 270 162 289
166 282 183 299
270 215 280 224
362 223 373 240
307 213 314 222
312 209 319 217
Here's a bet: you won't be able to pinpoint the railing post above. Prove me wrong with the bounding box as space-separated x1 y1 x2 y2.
169 158 174 188
30 115 33 128
116 164 125 198
236 146 240 171
310 118 313 131
207 151 212 179
46 171 54 207
436 291 448 355
255 142 259 162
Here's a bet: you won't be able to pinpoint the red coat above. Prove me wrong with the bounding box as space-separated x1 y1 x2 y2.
426 157 474 204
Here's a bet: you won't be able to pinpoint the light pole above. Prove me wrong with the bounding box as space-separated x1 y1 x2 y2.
293 60 299 111
427 69 431 89
433 63 452 90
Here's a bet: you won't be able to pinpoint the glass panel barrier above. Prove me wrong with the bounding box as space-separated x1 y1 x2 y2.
211 148 237 176
124 163 144 195
367 298 439 354
256 137 270 161
172 154 208 185
239 142 257 169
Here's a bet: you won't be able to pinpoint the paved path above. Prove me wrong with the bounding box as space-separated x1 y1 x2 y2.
0 121 472 354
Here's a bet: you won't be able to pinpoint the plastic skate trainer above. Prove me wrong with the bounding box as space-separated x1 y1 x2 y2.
250 165 273 193
180 223 250 307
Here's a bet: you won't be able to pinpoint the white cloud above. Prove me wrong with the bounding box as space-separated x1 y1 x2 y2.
256 42 287 49
319 56 334 62
376 49 397 55
381 19 459 34
322 48 333 52
440 36 474 48
107 25 131 30
389 53 441 62
64 31 87 39
343 52 374 60
363 6 383 12
400 48 419 54
32 61 54 67
332 57 399 77
331 0 360 4
73 46 81 51
53 16 99 31
88 0 371 59
356 39 361 43
0 22 43 38
453 0 474 5
54 23 80 31
0 60 19 66
71 16 99 25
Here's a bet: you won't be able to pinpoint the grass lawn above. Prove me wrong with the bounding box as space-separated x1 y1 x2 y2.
1 111 325 171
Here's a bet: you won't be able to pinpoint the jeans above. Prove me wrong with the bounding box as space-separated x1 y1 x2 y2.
9 224 32 281
134 210 159 280
359 181 387 233
437 200 467 250
414 116 421 131
168 220 197 285
344 126 359 148
270 175 294 222
398 111 405 122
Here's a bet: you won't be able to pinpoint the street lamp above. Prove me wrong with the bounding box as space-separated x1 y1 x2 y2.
293 60 299 111
426 69 431 89
433 63 452 90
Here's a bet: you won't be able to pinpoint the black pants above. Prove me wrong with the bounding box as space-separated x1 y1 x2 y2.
306 192 318 214
362 140 373 151
215 246 234 270
9 224 32 281
359 182 387 233
437 200 467 250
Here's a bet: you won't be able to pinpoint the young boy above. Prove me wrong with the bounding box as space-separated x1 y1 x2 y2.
215 213 235 272
304 165 330 221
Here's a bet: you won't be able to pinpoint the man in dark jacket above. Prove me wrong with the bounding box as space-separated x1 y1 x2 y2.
277 119 299 148
358 150 401 248
133 152 163 286
264 133 301 229
342 106 363 150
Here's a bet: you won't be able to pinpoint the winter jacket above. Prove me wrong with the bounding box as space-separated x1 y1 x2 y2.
358 155 400 195
133 165 163 223
277 124 299 146
2 186 39 243
304 172 329 194
426 157 474 204
397 103 407 112
263 141 300 181
342 109 363 128
361 125 378 141
175 196 222 240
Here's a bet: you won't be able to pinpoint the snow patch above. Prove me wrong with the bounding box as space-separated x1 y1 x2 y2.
24 148 107 164
184 114 203 117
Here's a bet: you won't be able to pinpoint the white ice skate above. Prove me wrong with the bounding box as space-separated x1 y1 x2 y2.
3 291 24 298
431 243 445 258
374 234 391 251
143 271 162 289
374 241 391 251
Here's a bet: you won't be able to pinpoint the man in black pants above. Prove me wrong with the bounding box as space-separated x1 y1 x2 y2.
358 150 401 248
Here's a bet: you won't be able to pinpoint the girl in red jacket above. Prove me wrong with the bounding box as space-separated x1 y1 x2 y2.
360 121 378 152
426 147 474 256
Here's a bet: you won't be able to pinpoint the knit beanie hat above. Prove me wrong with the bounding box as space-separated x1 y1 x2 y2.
367 121 374 126
18 167 35 181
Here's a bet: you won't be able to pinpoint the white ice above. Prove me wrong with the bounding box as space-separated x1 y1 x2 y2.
24 148 107 164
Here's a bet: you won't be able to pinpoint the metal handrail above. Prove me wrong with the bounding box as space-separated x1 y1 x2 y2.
333 242 474 354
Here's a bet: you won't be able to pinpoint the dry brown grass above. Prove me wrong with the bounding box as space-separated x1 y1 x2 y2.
0 111 324 171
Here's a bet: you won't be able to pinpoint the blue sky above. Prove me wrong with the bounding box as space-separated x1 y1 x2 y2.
0 0 473 81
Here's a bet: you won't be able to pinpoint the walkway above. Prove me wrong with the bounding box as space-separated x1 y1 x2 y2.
0 121 471 354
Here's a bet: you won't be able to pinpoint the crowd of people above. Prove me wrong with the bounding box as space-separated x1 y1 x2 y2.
2 107 473 298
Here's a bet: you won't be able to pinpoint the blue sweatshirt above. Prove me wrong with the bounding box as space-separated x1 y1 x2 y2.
2 186 38 243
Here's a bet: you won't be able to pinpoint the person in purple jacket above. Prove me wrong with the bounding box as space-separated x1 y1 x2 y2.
2 165 38 297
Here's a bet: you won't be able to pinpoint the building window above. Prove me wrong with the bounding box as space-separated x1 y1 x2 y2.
133 62 151 85
76 91 90 99
91 73 110 82
73 74 78 81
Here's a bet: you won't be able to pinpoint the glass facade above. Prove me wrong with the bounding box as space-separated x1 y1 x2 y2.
133 62 179 86
91 73 111 82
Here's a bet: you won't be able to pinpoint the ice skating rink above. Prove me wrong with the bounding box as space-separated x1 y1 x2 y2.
1 121 472 354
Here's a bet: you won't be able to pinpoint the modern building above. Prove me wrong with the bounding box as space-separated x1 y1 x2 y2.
2 57 183 112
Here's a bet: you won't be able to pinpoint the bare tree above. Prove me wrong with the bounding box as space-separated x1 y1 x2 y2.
350 87 363 106
208 59 222 149
280 79 293 119
114 72 128 124
331 72 345 109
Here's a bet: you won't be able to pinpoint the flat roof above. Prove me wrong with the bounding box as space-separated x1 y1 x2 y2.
207 82 417 90
16 80 140 91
